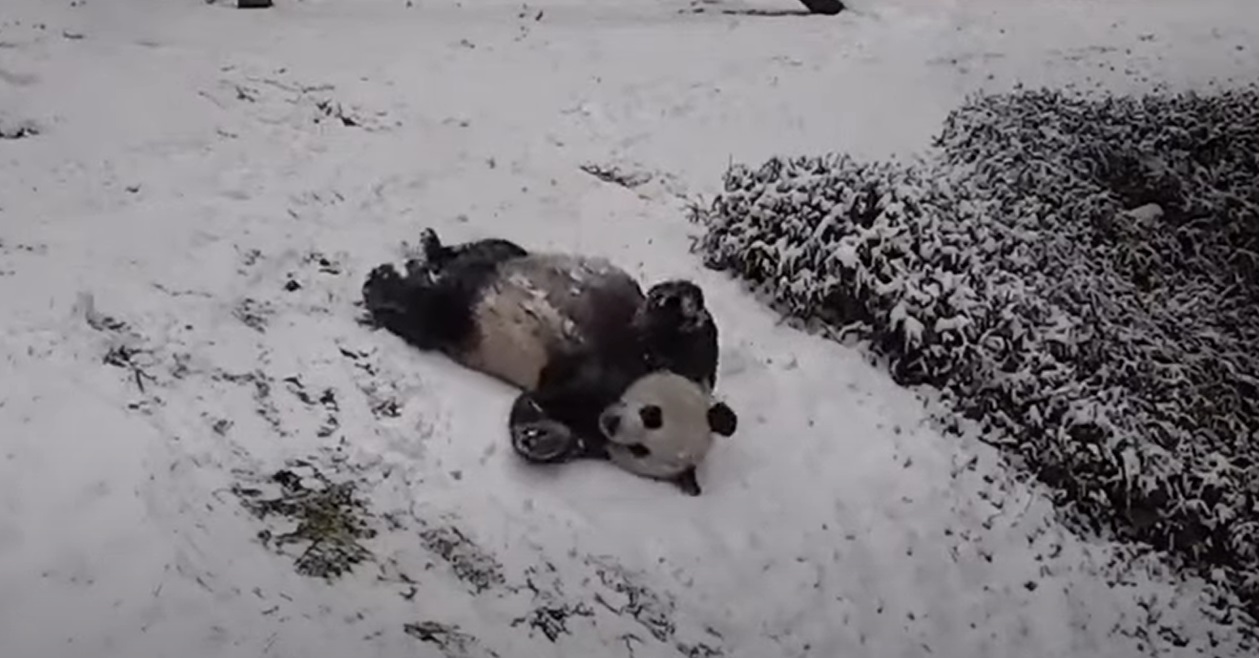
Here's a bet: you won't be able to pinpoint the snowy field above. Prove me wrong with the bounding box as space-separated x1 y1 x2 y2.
2 0 1258 657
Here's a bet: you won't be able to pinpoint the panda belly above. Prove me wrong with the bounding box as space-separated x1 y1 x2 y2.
455 253 644 391
459 282 571 390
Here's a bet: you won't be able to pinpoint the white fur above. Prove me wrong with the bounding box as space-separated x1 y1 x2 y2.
599 371 717 480
461 281 572 390
457 255 596 390
455 253 638 391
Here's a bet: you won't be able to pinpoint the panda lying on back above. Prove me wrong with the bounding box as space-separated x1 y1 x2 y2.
361 228 738 496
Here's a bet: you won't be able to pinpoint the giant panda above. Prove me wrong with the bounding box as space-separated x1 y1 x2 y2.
361 228 738 496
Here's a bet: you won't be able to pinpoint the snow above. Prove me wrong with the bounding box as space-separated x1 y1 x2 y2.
2 0 1258 657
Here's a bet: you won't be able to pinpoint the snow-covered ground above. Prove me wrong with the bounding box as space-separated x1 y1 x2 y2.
2 0 1258 656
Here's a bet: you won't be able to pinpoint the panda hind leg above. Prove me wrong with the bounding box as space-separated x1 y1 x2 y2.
361 263 449 350
362 263 410 318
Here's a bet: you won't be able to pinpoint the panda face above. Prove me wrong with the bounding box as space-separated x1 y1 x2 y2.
598 371 738 486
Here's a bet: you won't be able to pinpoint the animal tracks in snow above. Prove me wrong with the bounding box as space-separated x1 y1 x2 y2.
579 160 691 204
201 67 400 134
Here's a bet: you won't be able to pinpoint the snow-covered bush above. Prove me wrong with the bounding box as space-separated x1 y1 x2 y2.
690 86 1259 614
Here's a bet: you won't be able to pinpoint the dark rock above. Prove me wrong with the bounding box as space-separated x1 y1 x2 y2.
796 0 844 15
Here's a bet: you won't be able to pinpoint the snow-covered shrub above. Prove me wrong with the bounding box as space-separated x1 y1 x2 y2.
690 86 1259 614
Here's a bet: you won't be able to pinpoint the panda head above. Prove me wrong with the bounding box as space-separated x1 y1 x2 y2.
597 371 738 496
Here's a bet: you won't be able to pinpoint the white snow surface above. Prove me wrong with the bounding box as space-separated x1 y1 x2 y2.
2 0 1258 656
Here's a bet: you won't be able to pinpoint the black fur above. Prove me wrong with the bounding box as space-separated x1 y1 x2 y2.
634 280 719 389
505 395 581 463
673 467 701 497
707 402 738 437
362 261 498 351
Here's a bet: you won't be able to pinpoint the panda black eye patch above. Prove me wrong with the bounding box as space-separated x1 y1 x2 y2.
639 405 663 429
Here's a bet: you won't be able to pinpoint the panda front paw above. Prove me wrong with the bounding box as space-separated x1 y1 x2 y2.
511 419 577 464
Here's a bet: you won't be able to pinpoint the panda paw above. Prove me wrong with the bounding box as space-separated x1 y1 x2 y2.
403 228 446 280
511 419 577 464
362 264 405 312
673 467 702 496
419 228 444 260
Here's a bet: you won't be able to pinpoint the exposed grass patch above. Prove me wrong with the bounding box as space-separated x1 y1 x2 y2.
233 460 377 579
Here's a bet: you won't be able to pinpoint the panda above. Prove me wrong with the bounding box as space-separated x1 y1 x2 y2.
361 228 738 496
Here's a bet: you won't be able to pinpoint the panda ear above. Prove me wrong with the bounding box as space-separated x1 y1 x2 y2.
707 402 738 437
